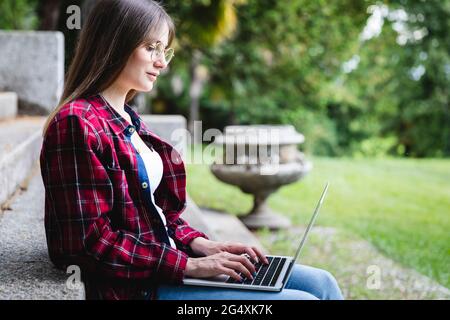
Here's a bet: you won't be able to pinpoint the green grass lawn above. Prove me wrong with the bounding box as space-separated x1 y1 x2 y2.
186 149 450 289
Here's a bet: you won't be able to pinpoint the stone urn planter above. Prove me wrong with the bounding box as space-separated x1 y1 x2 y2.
210 125 312 230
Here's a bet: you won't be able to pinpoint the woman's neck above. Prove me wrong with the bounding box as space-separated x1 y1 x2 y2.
100 83 129 113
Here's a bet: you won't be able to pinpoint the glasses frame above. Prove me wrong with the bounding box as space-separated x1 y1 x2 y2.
148 41 174 64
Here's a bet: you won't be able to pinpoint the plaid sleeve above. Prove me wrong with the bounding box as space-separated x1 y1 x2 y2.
165 211 209 255
41 115 188 283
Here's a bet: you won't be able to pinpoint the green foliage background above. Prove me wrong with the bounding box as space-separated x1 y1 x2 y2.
163 0 449 158
1 0 448 157
0 0 39 29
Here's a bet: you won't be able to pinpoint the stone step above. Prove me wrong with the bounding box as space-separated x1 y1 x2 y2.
0 31 64 114
183 197 267 253
184 195 219 241
0 92 18 120
198 208 268 254
141 114 187 159
0 116 45 207
0 163 85 300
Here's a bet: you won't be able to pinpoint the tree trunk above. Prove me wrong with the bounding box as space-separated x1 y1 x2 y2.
188 49 204 143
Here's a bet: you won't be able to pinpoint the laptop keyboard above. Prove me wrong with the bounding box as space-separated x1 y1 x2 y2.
226 256 287 287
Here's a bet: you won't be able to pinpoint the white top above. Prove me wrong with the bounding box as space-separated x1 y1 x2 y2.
130 131 177 249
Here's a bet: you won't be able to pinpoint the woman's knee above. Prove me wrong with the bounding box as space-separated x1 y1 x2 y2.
316 269 336 285
280 289 319 300
288 265 343 300
314 269 343 300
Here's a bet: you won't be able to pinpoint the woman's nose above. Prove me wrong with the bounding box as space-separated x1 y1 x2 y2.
154 57 168 69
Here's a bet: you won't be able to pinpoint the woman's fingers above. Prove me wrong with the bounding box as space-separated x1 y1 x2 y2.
225 242 255 258
223 260 254 280
231 253 257 274
225 242 269 265
251 246 269 265
242 246 268 265
219 266 242 282
187 252 261 281
223 252 256 274
242 247 259 264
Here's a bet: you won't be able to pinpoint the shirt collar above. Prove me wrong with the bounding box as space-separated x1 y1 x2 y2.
89 93 142 136
88 93 166 151
124 104 141 132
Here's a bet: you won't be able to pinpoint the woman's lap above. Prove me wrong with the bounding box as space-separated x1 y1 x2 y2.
156 264 343 300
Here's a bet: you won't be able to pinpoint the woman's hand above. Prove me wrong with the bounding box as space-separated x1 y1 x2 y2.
189 237 269 265
185 252 257 282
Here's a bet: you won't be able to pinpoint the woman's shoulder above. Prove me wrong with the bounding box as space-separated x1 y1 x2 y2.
47 95 110 137
44 96 104 148
54 96 98 124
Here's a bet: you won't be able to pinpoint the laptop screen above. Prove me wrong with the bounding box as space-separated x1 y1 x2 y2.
281 182 329 289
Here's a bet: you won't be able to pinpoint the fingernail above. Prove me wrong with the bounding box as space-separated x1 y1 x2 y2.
252 272 257 277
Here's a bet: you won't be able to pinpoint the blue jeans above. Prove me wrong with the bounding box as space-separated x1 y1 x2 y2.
156 264 344 300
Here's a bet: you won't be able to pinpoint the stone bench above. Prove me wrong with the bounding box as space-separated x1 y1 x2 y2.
0 116 44 207
0 31 64 114
0 165 85 300
0 92 18 120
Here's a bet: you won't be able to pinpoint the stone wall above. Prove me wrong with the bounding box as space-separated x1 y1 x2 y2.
0 92 18 120
0 31 64 114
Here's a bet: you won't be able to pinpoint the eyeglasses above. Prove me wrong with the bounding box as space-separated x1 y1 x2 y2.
147 41 174 64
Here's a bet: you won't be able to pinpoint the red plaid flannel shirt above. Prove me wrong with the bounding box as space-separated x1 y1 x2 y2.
40 94 208 300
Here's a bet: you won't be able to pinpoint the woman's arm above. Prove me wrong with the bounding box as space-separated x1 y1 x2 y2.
165 212 209 255
41 114 188 283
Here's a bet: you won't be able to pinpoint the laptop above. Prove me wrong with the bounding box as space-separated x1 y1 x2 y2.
183 182 330 291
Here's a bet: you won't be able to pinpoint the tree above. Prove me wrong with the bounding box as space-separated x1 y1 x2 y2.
343 0 450 157
0 0 39 30
200 0 368 154
164 0 245 138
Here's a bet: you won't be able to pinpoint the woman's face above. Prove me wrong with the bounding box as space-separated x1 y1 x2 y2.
118 23 170 93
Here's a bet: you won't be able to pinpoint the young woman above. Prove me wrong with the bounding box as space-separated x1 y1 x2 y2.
40 0 343 300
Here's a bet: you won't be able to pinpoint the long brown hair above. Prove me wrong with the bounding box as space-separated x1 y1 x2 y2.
42 0 175 136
